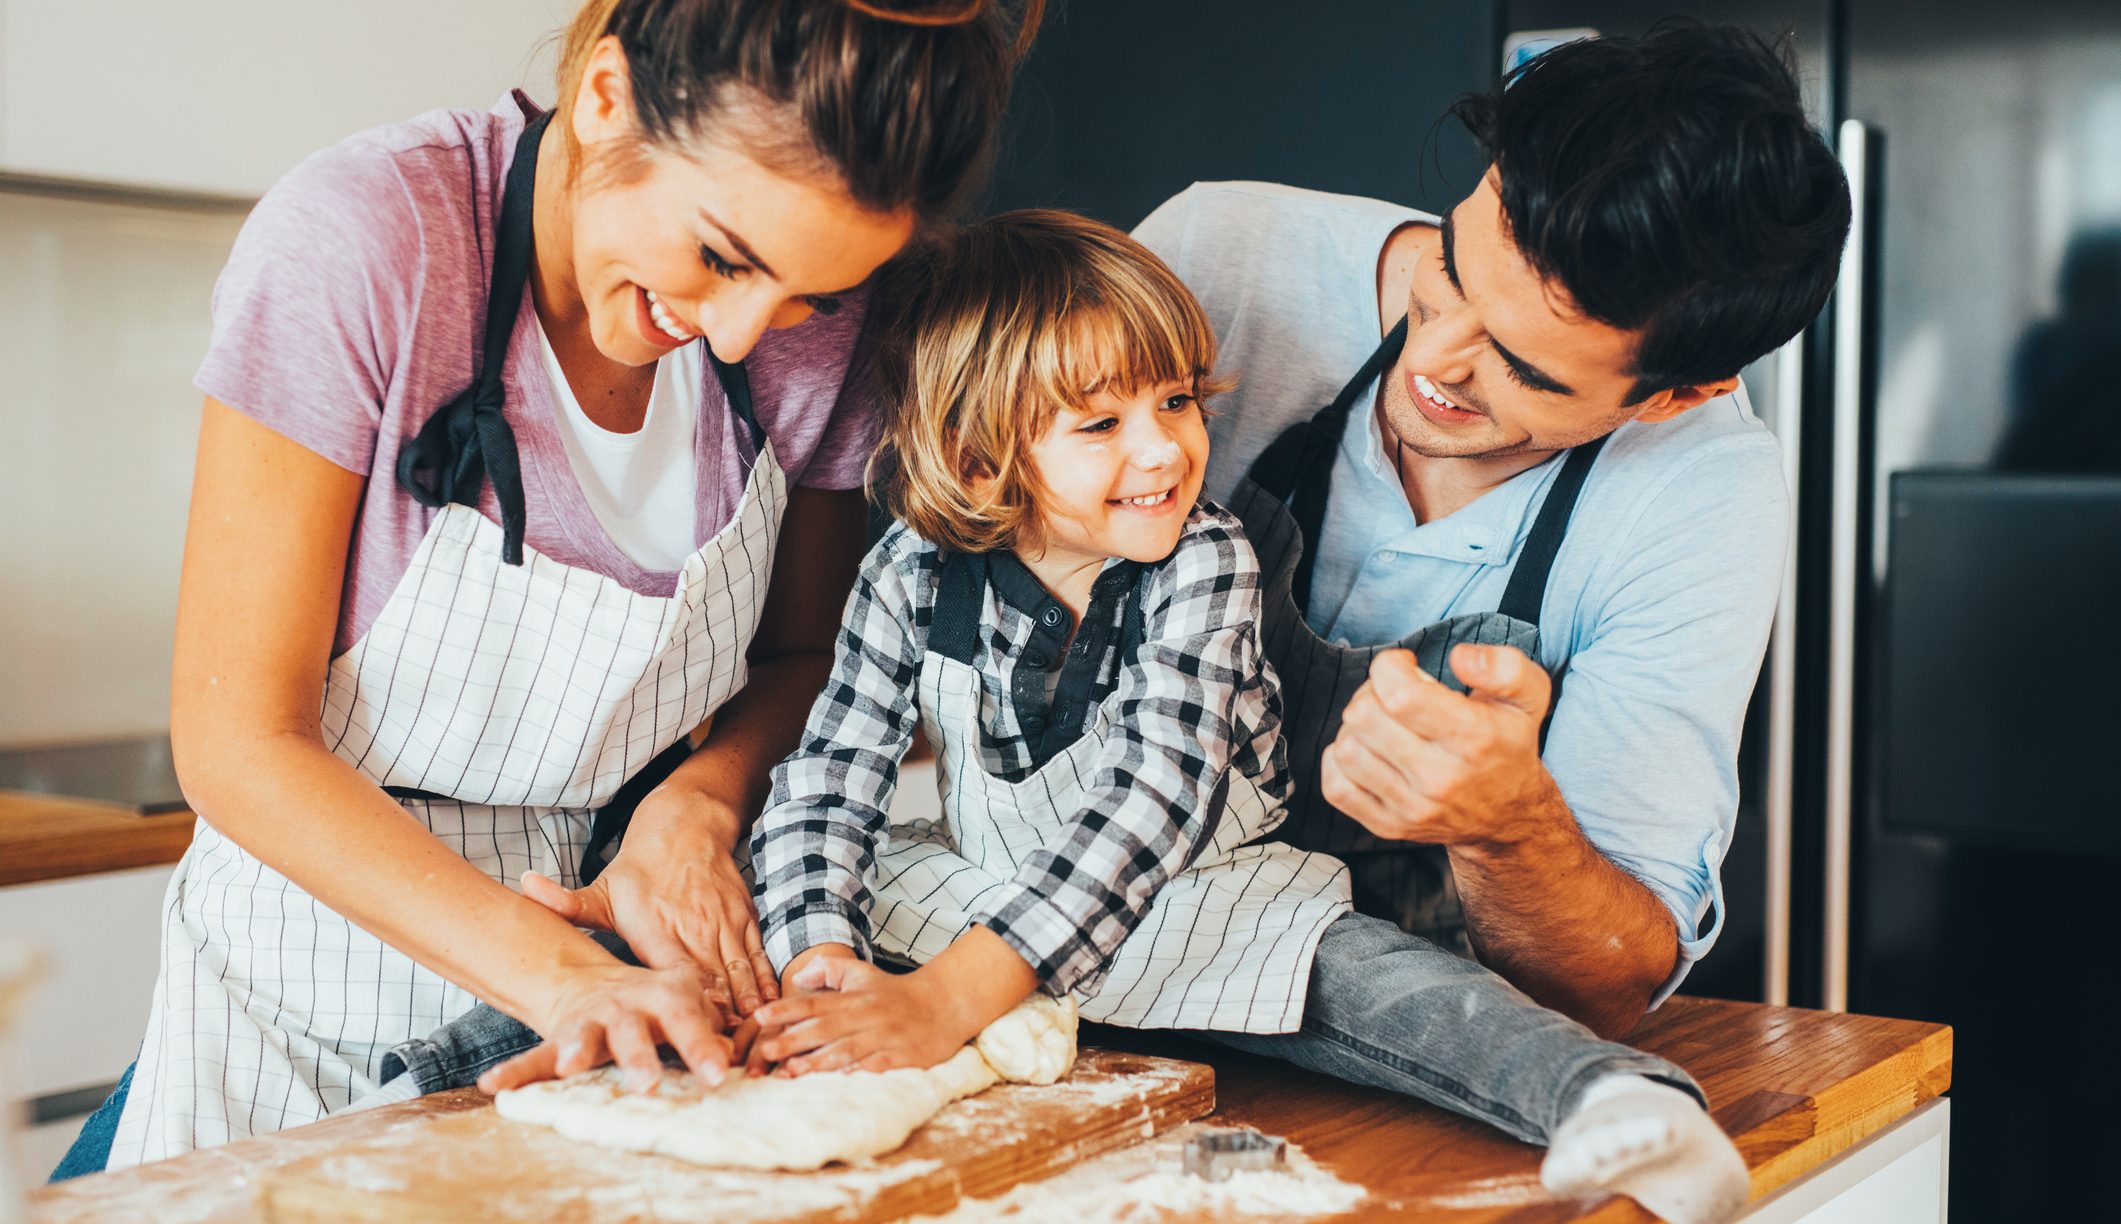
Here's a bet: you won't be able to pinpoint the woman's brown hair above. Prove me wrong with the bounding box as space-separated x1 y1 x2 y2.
555 0 1041 221
868 209 1233 555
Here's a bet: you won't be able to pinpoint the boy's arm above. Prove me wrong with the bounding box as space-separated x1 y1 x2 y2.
750 532 927 975
975 512 1271 996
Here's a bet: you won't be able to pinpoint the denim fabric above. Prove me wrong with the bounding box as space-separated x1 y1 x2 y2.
47 1059 135 1183
379 930 637 1095
1192 912 1702 1145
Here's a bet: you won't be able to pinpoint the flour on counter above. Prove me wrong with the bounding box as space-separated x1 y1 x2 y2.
908 1124 1367 1222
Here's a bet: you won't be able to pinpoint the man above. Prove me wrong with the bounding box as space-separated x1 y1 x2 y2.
1135 22 1849 1039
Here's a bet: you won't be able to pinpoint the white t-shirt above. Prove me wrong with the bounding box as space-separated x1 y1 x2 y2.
536 321 701 571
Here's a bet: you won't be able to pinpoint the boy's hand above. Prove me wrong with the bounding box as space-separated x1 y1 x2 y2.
751 957 978 1075
779 942 862 999
753 927 1040 1076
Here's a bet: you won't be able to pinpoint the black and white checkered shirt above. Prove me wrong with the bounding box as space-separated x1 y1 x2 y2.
752 500 1288 993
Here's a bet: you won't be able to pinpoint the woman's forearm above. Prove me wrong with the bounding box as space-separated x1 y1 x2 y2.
173 724 617 1030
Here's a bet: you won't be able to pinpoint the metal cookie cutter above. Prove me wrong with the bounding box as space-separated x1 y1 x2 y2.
1182 1127 1288 1181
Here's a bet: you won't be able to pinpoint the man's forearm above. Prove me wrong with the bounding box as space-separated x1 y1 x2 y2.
1448 773 1678 1039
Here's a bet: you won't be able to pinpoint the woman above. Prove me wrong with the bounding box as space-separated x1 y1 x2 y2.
69 0 1038 1173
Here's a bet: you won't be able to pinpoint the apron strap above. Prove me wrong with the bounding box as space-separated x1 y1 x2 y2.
709 350 766 455
394 110 550 566
1118 571 1148 666
930 550 987 664
1494 434 1608 625
1245 318 1409 611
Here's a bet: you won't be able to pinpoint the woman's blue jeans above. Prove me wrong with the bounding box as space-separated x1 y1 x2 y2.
46 1059 133 1182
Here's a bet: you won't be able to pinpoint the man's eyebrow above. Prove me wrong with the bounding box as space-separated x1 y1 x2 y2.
1440 212 1463 295
1491 338 1577 396
1443 209 1578 396
700 209 779 280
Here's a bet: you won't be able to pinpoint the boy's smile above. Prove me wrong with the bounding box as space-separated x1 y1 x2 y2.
1017 378 1210 603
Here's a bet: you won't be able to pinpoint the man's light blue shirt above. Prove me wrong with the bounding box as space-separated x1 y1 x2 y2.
1136 182 1791 1001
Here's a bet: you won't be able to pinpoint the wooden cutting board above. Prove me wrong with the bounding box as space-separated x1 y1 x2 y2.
254 1049 1214 1224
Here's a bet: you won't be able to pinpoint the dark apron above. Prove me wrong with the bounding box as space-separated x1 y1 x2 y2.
386 100 763 884
1223 317 1604 954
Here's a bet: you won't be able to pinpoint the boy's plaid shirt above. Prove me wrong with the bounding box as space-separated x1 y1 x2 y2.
751 500 1289 993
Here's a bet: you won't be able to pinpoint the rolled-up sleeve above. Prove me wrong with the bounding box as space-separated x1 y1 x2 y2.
1540 436 1788 1005
751 531 925 972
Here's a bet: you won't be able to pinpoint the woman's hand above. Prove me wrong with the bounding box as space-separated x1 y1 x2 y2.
521 782 780 1016
478 959 734 1094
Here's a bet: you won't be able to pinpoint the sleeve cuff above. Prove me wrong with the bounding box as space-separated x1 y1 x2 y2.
973 887 1106 998
762 901 873 975
1643 833 1728 1009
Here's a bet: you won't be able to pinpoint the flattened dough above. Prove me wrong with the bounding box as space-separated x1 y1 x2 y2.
494 995 1079 1169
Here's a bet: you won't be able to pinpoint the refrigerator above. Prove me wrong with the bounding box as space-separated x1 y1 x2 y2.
1504 1 2121 1215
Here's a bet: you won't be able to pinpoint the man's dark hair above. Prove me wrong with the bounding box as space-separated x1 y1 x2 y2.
1451 21 1851 403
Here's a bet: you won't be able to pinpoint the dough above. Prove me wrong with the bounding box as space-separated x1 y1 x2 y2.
975 993 1077 1085
494 995 1079 1169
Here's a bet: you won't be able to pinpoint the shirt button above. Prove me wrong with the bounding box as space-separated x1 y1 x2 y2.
1041 606 1064 627
1024 652 1048 669
1023 714 1047 732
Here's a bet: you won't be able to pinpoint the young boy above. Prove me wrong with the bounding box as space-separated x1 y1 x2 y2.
746 212 1750 1224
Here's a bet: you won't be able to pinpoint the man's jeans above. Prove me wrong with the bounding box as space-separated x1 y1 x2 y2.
386 915 1699 1147
1194 911 1701 1144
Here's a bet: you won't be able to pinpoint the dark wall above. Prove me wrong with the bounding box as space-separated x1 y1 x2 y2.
986 1 1502 228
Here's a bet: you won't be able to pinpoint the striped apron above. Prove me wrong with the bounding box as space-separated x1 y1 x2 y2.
109 110 787 1165
870 553 1351 1033
1222 317 1603 955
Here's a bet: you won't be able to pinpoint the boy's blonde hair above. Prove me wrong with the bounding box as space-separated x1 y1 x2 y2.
867 209 1232 554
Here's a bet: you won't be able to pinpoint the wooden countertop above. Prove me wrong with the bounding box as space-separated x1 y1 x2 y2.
0 792 194 887
29 996 1951 1222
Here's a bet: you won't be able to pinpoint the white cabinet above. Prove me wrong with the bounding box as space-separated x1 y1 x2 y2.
0 867 171 1102
0 0 573 198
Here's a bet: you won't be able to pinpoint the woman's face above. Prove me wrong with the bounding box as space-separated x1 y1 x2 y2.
562 44 917 365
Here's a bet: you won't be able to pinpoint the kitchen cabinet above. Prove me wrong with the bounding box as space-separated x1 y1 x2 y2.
0 864 171 1181
0 0 573 198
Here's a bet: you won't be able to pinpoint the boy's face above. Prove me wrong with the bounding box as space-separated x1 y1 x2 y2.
1023 378 1211 569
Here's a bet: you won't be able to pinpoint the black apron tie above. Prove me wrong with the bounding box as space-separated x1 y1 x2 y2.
395 109 550 565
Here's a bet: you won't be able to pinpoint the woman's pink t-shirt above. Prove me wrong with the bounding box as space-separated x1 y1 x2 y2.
195 93 880 655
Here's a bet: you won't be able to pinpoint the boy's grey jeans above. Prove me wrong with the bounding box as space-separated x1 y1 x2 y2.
383 913 1702 1144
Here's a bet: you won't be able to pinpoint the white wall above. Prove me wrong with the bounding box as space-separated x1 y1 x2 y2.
0 190 246 746
0 2 577 746
1 1 572 197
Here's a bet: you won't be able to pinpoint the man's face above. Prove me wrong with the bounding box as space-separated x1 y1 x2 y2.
1384 171 1704 460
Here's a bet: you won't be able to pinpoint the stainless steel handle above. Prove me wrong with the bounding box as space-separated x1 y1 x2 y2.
1824 119 1873 1013
1762 334 1804 1008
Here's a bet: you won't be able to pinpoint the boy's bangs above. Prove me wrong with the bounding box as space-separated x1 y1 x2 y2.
1037 288 1214 415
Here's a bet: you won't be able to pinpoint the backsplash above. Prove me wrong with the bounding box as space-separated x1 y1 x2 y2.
0 189 248 746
